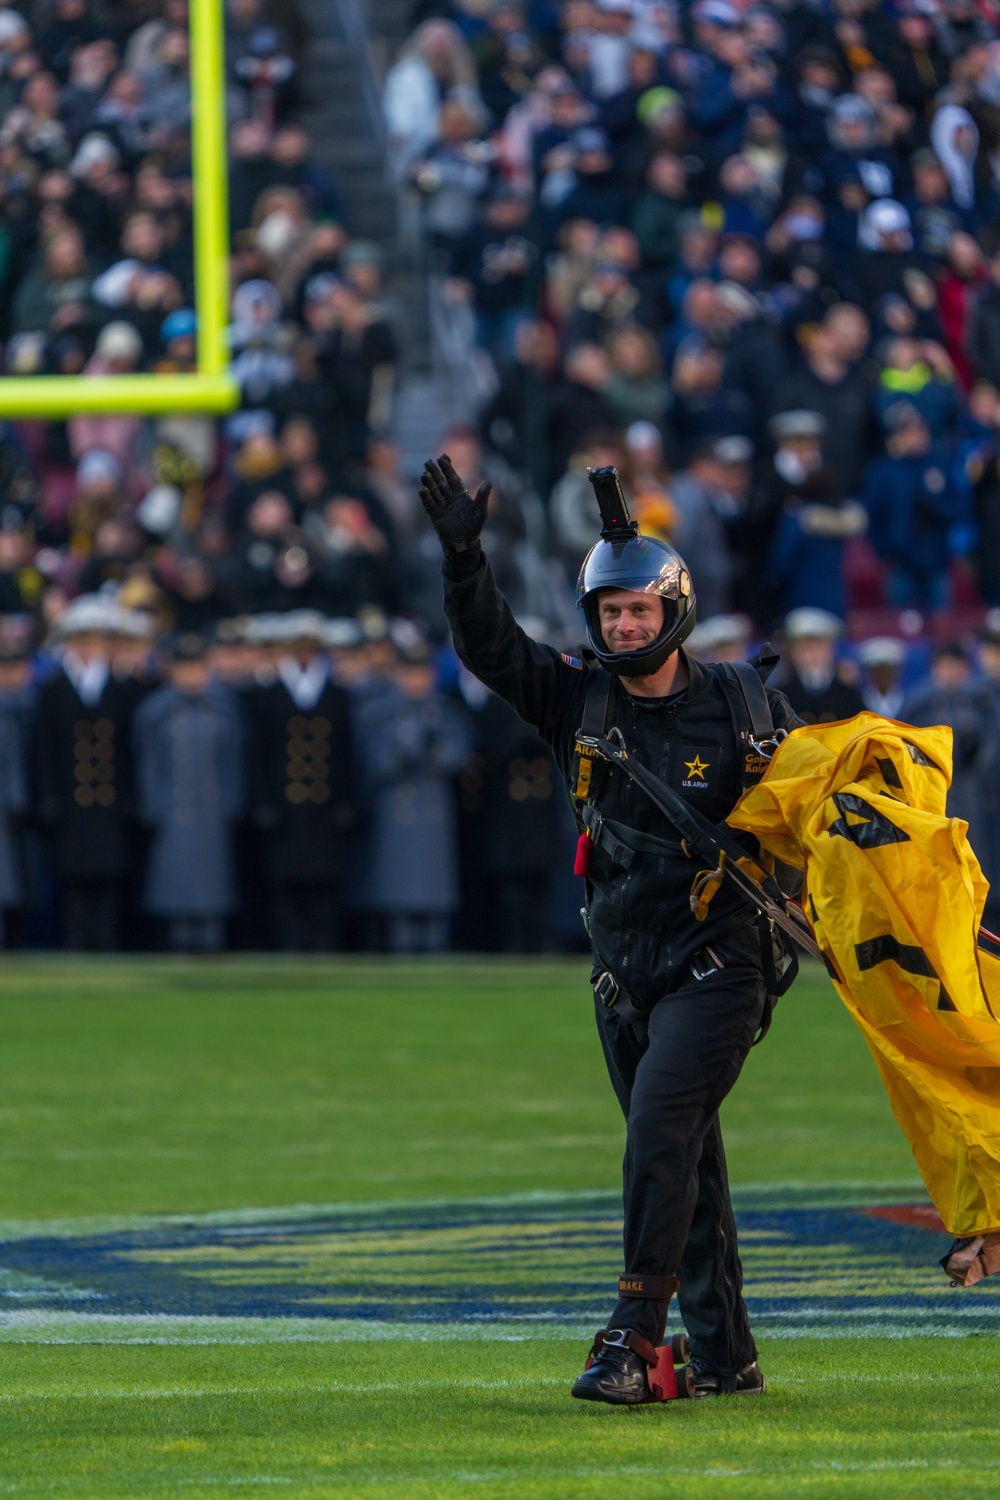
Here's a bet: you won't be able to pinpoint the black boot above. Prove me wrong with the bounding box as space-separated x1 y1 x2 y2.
571 1328 658 1405
689 1358 766 1397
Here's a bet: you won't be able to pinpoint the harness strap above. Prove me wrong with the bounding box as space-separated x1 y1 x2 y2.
721 655 787 788
723 658 774 743
581 802 686 869
581 665 613 737
617 1274 679 1303
587 731 823 961
573 667 614 801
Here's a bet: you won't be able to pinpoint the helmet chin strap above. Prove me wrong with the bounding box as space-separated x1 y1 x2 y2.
604 644 679 678
614 657 663 678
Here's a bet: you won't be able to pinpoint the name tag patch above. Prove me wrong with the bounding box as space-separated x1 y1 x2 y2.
677 746 717 795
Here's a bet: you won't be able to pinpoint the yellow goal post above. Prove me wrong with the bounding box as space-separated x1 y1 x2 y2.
0 0 238 417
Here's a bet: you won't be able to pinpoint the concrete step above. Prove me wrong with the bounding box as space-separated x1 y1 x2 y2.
298 0 441 402
304 99 370 125
392 375 460 476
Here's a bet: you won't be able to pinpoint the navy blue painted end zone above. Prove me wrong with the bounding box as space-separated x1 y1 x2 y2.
0 1195 996 1335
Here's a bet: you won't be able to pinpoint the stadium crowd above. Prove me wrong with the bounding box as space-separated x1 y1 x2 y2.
4 0 1000 947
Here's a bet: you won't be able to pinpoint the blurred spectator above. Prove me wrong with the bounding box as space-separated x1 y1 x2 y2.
902 640 991 855
686 613 752 664
383 20 479 168
460 686 565 952
133 633 244 952
358 638 471 953
0 640 29 947
777 608 865 724
670 435 752 621
605 324 668 427
244 612 360 951
33 597 138 951
766 409 867 619
857 636 906 719
968 253 1000 390
863 402 966 611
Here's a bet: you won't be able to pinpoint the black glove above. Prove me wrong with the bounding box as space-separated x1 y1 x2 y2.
419 454 492 552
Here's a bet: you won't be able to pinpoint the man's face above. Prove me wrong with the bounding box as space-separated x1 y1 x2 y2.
0 659 28 691
446 437 481 485
598 590 664 653
397 661 435 698
889 419 930 457
287 640 320 669
869 662 899 693
980 643 1000 681
169 659 210 695
931 654 969 690
67 632 109 665
790 636 834 674
781 435 822 466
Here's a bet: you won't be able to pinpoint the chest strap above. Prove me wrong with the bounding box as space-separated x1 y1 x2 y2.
721 656 787 787
581 802 686 869
573 666 615 801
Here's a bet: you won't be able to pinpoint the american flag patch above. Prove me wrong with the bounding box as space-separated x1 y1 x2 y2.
561 653 584 669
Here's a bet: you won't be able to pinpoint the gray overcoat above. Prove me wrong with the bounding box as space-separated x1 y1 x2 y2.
357 684 471 915
133 684 244 917
0 692 28 908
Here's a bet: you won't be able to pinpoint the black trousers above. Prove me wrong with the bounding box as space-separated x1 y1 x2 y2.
270 883 341 953
595 964 765 1374
496 875 551 954
62 880 123 952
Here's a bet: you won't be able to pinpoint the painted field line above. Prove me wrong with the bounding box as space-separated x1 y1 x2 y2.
0 1367 993 1401
0 1181 925 1242
0 1376 574 1401
0 1311 997 1345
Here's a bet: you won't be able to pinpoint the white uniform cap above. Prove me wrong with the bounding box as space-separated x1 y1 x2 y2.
51 595 122 640
243 613 288 645
322 617 365 649
856 636 906 668
784 607 842 641
94 320 143 365
0 9 29 44
116 609 155 641
273 610 328 644
687 613 752 654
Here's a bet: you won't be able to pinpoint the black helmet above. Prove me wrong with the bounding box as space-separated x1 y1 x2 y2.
577 531 697 677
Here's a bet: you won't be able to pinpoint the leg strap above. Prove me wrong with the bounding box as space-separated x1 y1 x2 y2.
618 1273 679 1301
591 1327 659 1368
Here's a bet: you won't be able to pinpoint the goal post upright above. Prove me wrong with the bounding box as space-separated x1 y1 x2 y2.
0 0 239 418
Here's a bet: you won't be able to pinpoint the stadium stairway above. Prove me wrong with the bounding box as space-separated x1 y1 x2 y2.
298 0 455 477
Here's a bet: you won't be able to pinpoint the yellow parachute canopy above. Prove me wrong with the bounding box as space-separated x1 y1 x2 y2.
729 713 1000 1239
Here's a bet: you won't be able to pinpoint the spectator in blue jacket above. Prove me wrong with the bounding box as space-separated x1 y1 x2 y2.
873 336 962 442
862 402 968 612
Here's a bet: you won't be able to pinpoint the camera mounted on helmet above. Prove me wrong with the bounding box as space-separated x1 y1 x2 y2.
577 466 697 678
590 465 638 540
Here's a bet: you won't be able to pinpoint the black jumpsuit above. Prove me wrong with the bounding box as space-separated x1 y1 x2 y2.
444 544 801 1370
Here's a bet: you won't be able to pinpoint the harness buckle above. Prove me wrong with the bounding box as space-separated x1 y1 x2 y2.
594 970 620 1007
748 728 788 760
584 805 603 840
690 945 725 982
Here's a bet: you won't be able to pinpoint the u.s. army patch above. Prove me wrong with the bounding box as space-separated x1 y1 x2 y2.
677 747 717 794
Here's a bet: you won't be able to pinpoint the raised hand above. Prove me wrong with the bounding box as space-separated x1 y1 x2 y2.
419 454 492 552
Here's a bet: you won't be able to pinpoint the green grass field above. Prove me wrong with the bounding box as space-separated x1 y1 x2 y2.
0 957 995 1499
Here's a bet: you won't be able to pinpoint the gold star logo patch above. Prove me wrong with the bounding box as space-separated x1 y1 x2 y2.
684 754 710 780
